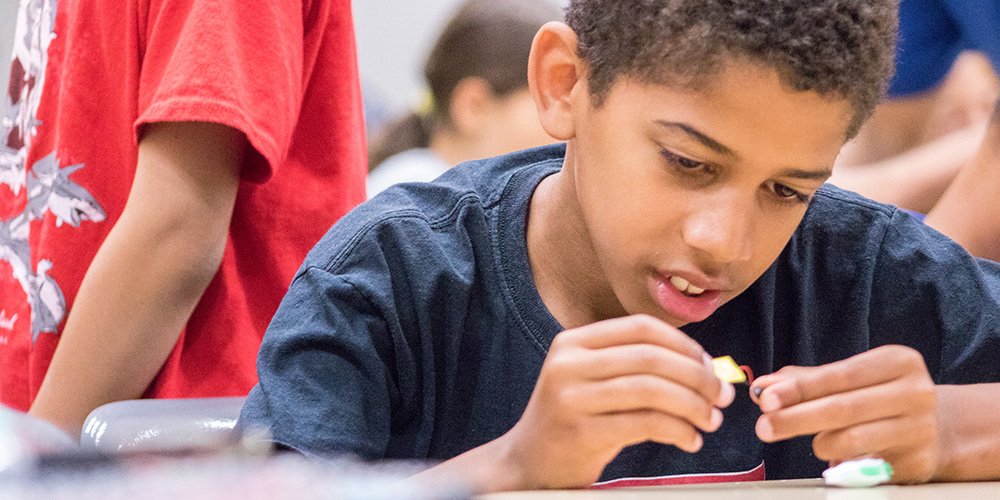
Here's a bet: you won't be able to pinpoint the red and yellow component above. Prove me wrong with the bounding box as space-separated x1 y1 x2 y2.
712 356 748 384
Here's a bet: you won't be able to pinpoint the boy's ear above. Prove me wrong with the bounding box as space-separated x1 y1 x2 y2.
528 22 583 141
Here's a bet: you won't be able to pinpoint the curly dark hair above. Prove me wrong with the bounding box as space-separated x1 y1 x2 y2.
564 0 899 137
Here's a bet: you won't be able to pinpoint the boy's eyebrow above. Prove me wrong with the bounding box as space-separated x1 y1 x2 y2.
655 121 736 157
777 167 833 181
657 120 833 181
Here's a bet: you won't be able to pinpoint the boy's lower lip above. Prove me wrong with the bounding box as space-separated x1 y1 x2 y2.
652 276 723 323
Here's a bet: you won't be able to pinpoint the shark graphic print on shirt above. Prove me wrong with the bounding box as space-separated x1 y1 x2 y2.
1 0 107 343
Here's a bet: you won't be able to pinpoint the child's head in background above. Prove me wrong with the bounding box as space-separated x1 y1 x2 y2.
528 0 899 328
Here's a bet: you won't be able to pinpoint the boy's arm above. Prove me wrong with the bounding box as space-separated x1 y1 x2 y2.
752 346 1000 483
933 384 1000 480
924 100 1000 261
29 121 246 437
412 315 734 492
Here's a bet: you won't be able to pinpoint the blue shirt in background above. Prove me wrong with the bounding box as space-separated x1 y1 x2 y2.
890 0 1000 96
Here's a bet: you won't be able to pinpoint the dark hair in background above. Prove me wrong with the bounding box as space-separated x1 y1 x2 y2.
367 0 563 171
565 0 899 138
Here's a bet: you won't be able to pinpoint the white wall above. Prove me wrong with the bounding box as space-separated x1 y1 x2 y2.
1 0 17 96
353 0 467 118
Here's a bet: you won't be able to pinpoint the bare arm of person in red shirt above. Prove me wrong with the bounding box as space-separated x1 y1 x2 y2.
28 121 247 438
925 99 1000 261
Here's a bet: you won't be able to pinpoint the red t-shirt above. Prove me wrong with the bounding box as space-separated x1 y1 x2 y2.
0 0 366 410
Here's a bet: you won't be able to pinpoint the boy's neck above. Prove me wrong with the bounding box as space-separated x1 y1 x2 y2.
526 154 628 329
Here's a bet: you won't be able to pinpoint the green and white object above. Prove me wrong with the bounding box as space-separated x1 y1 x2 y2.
822 458 894 487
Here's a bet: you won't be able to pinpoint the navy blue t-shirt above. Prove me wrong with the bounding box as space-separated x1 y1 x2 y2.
239 144 1000 483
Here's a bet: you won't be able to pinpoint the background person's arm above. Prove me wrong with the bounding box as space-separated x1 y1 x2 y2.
29 121 246 437
828 123 984 213
829 52 998 214
925 100 1000 261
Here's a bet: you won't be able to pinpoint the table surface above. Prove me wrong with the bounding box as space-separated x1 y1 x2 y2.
478 478 1000 500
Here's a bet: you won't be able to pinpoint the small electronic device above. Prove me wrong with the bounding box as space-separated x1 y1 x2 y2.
712 356 748 384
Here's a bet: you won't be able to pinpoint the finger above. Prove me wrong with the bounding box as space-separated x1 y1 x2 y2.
755 346 925 411
749 366 813 404
596 410 704 453
558 314 707 363
566 374 724 433
812 413 937 463
756 380 932 442
882 447 938 484
574 344 730 407
750 365 810 395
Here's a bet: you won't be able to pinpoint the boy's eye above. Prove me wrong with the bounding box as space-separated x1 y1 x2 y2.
773 183 797 198
772 183 810 204
659 148 705 170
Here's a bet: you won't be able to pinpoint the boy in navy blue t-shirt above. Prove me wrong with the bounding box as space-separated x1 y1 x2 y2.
240 0 1000 491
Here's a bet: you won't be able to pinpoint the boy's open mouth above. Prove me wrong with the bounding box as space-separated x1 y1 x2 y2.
669 275 706 297
653 274 724 324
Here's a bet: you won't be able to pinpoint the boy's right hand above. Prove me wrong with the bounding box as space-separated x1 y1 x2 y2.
496 314 734 489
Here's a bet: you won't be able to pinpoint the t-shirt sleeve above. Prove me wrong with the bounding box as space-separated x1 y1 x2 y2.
135 0 305 181
867 209 1000 384
239 264 399 459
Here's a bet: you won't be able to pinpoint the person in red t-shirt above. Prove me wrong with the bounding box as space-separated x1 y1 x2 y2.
0 0 367 437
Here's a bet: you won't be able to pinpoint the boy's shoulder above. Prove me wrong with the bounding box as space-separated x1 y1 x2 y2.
368 143 565 216
813 183 892 208
788 183 992 284
799 183 904 240
304 144 566 273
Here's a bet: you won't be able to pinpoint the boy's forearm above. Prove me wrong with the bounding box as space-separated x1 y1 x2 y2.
28 210 230 435
933 384 1000 481
411 435 525 493
29 121 244 438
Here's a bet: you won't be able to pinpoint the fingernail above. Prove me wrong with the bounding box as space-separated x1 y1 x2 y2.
756 417 774 442
751 385 763 401
719 382 735 407
759 391 782 412
710 408 723 430
691 433 703 452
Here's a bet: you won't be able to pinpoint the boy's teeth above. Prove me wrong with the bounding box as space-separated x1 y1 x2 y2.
669 275 705 296
669 275 690 292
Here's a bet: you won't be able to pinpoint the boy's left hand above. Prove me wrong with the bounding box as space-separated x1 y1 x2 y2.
751 345 940 483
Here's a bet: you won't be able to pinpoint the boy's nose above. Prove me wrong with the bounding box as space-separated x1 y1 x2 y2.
681 195 754 265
